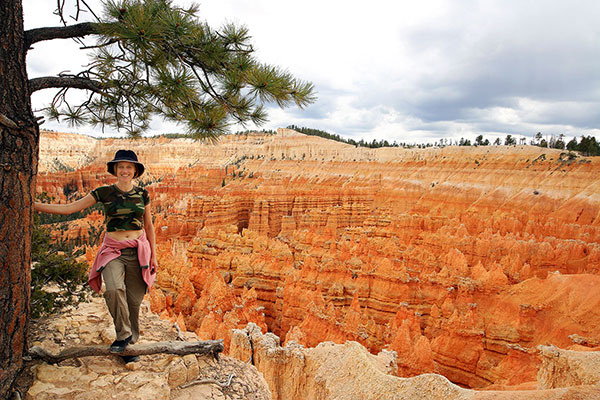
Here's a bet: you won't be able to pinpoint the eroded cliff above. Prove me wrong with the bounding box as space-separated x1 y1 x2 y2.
36 129 600 397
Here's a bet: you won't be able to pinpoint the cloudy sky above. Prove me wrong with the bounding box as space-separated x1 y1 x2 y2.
23 0 600 144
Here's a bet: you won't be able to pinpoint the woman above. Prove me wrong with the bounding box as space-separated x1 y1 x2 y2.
34 149 158 362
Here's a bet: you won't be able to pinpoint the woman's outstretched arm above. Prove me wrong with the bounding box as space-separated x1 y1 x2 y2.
34 193 96 215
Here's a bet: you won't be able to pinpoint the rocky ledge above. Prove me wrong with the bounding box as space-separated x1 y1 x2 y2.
21 296 600 399
230 323 600 400
23 296 270 400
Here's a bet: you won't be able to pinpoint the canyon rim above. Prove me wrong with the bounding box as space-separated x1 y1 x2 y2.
29 128 600 399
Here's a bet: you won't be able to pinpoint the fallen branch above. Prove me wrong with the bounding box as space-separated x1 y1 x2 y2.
28 340 224 364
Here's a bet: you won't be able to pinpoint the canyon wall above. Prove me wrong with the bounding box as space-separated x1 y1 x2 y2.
228 323 600 400
37 130 600 396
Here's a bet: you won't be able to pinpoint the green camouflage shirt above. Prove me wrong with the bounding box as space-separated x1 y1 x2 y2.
91 184 150 232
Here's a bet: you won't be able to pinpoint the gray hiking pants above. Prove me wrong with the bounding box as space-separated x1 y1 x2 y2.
101 247 147 343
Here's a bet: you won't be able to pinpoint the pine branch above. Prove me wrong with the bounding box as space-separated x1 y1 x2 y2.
24 0 316 139
25 22 98 48
29 76 103 94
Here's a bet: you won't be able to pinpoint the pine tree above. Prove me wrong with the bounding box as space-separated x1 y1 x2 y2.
578 135 600 156
0 0 315 395
566 137 578 151
30 215 91 319
33 0 316 139
504 134 516 146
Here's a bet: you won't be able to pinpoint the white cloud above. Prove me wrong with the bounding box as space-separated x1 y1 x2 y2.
22 0 600 142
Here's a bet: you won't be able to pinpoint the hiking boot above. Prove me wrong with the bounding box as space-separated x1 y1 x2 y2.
110 335 132 353
121 355 140 363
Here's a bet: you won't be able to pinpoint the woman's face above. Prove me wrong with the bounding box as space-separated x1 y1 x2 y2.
115 161 137 181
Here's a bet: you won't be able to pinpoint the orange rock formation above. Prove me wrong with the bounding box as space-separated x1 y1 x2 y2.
229 323 600 400
37 129 600 395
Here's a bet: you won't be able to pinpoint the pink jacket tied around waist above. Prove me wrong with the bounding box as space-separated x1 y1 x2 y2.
88 230 157 293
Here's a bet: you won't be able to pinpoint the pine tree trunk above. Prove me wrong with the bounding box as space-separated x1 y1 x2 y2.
0 0 39 397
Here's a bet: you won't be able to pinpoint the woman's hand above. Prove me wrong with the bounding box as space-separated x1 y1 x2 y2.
151 255 159 273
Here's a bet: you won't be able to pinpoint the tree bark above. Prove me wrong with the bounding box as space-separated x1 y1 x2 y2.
28 340 225 364
29 76 103 93
24 22 96 48
0 0 39 397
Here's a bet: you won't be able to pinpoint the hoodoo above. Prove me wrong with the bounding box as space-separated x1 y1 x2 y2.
34 129 600 398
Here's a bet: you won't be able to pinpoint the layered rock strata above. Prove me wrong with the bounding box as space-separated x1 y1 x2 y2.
537 344 600 389
37 130 600 395
229 323 600 400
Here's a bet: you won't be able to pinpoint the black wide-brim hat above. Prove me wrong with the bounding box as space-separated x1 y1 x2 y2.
107 149 145 177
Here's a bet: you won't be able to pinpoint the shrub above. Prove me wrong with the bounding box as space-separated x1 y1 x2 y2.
30 214 91 319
